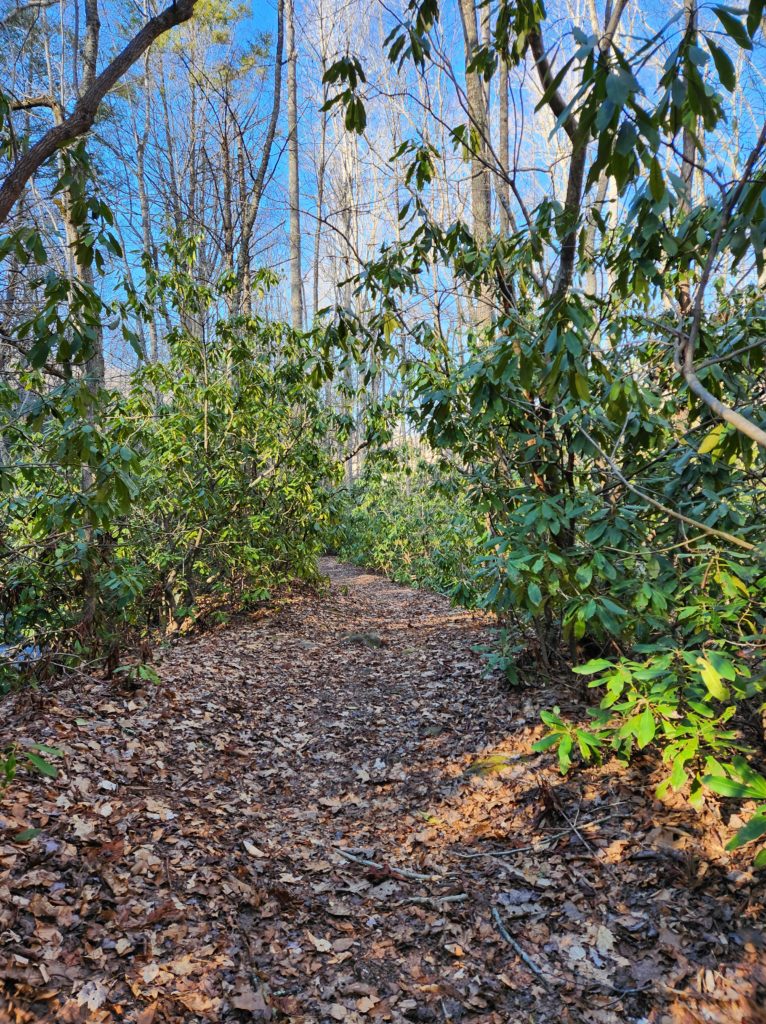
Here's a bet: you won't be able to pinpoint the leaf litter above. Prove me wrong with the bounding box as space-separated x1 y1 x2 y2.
1 558 764 1023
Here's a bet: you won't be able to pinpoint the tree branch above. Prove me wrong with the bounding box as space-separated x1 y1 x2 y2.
0 0 198 226
578 424 759 552
0 0 57 29
528 30 578 142
676 123 766 450
530 1 629 301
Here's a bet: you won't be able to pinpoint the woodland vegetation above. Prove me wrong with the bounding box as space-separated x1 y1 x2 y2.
2 0 766 985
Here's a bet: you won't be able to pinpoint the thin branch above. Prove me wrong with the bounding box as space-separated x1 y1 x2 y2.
676 123 766 450
695 337 766 370
578 424 759 552
492 907 552 986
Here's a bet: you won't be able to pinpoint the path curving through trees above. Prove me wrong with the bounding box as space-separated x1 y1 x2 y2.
1 560 762 1023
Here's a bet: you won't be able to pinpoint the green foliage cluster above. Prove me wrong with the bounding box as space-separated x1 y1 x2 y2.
331 450 481 596
0 230 339 690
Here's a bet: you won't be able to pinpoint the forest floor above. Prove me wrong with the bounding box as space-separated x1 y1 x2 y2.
1 558 765 1024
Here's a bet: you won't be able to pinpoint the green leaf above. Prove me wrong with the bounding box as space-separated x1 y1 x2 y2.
26 752 59 778
32 744 64 757
705 36 737 90
669 755 688 790
698 657 729 700
575 564 593 587
527 581 543 607
574 372 590 401
12 828 41 843
649 157 664 202
572 658 614 674
532 733 561 752
704 774 753 798
558 735 573 774
747 0 765 35
534 56 574 113
713 7 752 49
636 708 656 749
540 708 564 726
605 71 631 106
726 814 766 850
698 423 725 454
689 776 705 809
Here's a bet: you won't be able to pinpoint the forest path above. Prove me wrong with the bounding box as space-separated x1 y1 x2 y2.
1 560 762 1024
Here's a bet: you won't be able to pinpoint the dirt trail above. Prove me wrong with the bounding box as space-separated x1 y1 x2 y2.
1 560 763 1024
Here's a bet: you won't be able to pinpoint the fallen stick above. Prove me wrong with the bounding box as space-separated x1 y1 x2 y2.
455 832 567 860
551 802 620 885
454 814 614 860
392 893 468 907
334 847 443 882
492 907 551 987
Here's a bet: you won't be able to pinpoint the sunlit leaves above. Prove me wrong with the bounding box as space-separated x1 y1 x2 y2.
384 0 438 69
321 55 367 133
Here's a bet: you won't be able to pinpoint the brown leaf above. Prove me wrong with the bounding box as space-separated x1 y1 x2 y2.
232 984 271 1018
307 931 333 953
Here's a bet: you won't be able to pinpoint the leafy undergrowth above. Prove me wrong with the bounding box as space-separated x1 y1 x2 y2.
1 560 764 1024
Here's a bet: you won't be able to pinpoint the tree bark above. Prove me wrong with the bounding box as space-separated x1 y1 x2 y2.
457 0 492 325
286 0 304 329
497 57 510 236
312 83 328 318
133 47 160 361
678 0 697 318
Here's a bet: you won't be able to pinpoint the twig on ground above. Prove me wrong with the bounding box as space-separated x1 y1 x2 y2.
455 834 567 859
391 893 468 908
492 906 551 987
553 801 620 884
454 814 614 859
597 984 653 1008
334 846 444 881
532 774 621 883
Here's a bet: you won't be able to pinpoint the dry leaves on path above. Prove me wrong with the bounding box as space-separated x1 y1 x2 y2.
1 559 764 1023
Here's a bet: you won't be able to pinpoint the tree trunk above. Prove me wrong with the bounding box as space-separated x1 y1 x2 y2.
286 0 303 329
678 0 697 318
457 0 492 326
497 57 510 236
312 86 328 318
134 49 160 361
234 0 284 314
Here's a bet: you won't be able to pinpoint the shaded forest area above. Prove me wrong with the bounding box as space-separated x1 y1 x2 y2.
1 0 766 1019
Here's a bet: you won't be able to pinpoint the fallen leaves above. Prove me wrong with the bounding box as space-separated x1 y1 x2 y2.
230 983 270 1016
0 558 763 1024
76 979 109 1012
307 930 333 952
